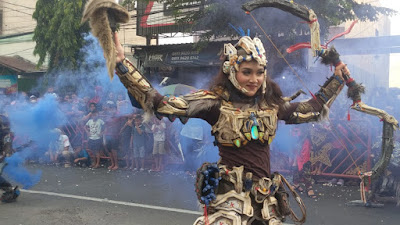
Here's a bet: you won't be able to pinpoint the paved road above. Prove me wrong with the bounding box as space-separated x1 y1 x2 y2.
1 164 399 225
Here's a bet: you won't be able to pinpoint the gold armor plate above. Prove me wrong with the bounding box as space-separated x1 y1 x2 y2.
212 101 278 147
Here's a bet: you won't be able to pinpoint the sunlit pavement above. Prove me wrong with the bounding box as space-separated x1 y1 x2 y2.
1 164 399 225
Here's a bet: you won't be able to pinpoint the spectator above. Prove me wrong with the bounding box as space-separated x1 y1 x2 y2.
73 144 91 167
116 93 131 115
131 115 145 171
106 92 116 105
120 114 134 169
71 93 79 104
46 86 58 98
29 95 38 104
84 110 104 168
81 102 97 122
78 95 90 113
143 117 154 160
103 103 120 170
48 128 74 167
89 86 103 111
151 118 166 172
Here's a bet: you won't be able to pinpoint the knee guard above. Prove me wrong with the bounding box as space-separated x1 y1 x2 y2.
210 190 253 217
261 196 280 221
194 190 254 225
193 210 242 225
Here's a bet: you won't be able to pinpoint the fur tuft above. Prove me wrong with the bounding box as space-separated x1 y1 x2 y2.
321 47 340 65
187 99 219 116
347 83 365 102
82 0 130 79
90 8 115 79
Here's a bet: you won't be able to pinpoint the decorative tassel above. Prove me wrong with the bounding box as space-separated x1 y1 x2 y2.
360 180 366 204
204 205 209 225
309 91 317 100
347 109 351 121
308 9 321 57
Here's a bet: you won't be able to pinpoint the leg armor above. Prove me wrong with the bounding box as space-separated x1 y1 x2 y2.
261 196 282 225
194 165 286 225
193 190 253 225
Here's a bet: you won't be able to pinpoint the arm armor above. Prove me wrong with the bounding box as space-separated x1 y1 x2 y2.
115 58 156 115
286 74 344 124
115 58 219 123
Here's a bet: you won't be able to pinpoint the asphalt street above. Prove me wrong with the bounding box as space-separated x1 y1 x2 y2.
1 164 399 225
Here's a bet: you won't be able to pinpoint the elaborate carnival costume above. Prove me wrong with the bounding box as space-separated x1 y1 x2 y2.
112 35 346 224
83 0 398 223
0 114 20 203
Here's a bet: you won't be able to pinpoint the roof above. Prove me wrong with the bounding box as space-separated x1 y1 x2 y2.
0 55 45 73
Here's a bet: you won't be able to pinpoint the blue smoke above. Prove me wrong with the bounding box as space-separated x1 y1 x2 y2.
0 33 134 188
3 94 65 188
3 152 42 189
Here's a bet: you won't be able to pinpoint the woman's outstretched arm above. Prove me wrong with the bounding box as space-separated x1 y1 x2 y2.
279 49 349 124
113 33 220 124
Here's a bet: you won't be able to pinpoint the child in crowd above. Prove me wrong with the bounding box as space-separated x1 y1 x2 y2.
84 110 104 168
131 115 145 171
73 144 91 167
151 118 166 172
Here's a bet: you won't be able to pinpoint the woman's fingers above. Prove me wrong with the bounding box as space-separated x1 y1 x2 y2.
114 32 125 62
114 32 121 46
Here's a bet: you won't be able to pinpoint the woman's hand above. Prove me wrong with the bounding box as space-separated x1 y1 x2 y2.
114 32 125 63
334 62 350 80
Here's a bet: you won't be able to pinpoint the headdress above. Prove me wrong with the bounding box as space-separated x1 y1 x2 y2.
223 35 268 94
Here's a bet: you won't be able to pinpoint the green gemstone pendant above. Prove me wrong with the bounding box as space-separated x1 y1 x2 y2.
251 125 259 140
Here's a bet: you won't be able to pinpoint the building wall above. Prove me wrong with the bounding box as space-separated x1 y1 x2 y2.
117 0 153 54
337 0 391 88
0 0 38 66
1 0 36 36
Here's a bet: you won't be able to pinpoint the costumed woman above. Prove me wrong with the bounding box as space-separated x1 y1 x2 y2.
111 31 350 224
81 2 350 225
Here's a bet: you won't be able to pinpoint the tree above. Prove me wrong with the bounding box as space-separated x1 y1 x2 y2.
163 0 395 43
32 0 90 71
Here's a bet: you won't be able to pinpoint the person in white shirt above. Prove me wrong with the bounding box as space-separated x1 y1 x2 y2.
84 111 104 168
48 128 74 167
151 118 166 172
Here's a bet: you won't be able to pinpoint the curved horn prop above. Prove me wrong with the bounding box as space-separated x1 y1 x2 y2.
242 0 311 22
242 0 321 56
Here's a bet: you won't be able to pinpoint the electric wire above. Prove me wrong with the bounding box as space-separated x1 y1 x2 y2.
0 0 35 10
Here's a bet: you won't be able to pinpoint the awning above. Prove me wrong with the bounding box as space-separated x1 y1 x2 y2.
133 42 224 68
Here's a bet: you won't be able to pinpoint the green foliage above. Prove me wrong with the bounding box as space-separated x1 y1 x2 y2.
32 0 90 71
161 0 396 44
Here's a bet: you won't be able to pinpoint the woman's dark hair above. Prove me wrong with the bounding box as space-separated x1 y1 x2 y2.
210 63 284 107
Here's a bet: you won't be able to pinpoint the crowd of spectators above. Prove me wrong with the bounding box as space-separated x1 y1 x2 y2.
0 86 172 172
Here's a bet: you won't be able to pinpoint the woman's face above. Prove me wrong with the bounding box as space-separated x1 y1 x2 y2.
235 60 265 97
